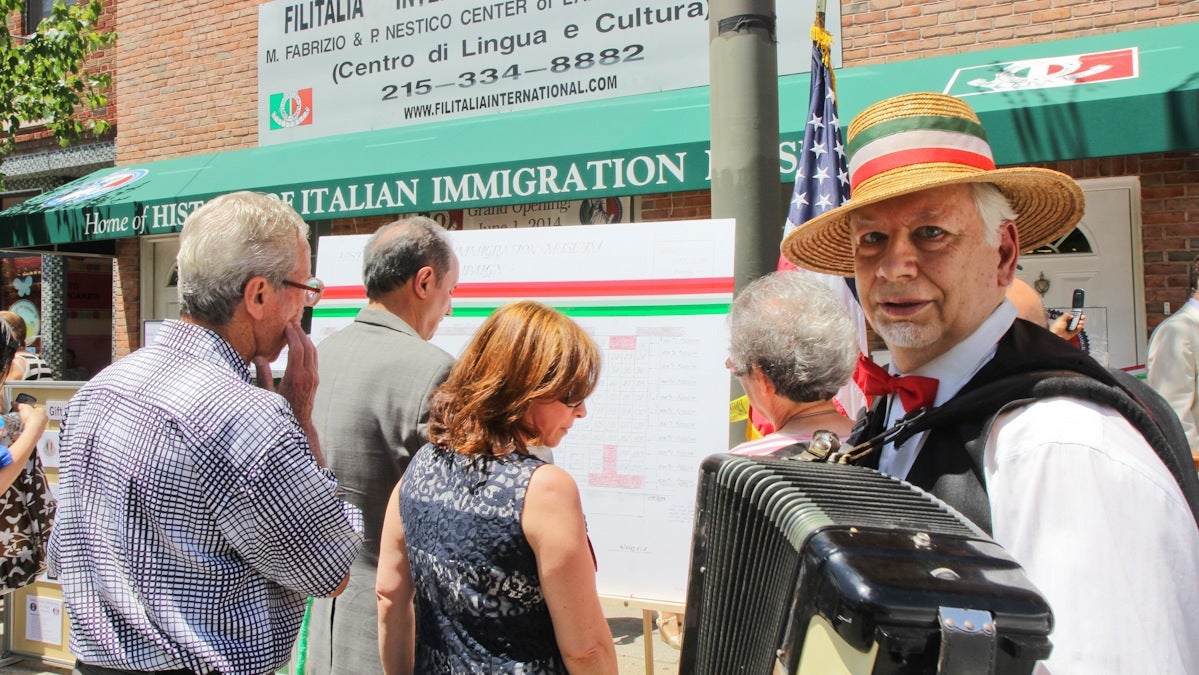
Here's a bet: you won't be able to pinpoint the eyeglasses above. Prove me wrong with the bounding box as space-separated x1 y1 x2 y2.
562 399 586 409
282 277 325 307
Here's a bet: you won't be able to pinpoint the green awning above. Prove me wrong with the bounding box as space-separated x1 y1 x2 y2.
0 82 739 248
834 21 1199 164
2 21 1195 248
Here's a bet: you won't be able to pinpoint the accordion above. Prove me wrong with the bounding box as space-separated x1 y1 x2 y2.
680 455 1053 674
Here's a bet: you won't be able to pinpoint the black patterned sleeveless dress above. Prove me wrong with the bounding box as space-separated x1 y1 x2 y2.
399 443 566 674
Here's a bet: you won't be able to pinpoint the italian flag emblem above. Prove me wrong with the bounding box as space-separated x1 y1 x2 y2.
269 89 313 129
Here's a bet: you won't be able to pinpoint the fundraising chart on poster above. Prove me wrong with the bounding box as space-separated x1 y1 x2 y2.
313 220 734 603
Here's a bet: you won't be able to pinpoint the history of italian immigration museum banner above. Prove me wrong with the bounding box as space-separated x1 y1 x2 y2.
257 0 840 145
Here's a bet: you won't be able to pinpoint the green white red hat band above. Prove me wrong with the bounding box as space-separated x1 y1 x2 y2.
846 117 995 191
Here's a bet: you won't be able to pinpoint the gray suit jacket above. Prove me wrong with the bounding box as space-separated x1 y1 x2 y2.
306 307 454 675
1147 300 1199 452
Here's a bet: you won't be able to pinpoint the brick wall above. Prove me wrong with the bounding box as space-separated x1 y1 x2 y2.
116 0 259 163
638 191 713 221
326 215 399 237
841 0 1199 64
112 238 140 357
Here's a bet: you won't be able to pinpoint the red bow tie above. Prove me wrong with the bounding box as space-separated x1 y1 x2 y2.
852 354 939 412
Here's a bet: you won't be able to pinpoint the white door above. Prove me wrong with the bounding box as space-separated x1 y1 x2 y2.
1015 176 1145 369
141 236 181 321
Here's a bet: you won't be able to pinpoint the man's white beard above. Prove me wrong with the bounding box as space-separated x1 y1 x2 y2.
874 320 938 353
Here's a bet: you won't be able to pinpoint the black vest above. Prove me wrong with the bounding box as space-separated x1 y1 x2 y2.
850 319 1199 533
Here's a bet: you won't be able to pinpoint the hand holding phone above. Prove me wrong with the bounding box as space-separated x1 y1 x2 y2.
7 390 36 426
9 392 36 418
1067 289 1085 332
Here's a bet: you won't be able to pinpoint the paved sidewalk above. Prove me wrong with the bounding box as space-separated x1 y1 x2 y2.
606 603 682 674
1 605 680 675
0 656 68 674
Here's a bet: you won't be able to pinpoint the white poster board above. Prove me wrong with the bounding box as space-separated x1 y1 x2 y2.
313 220 734 602
23 596 63 645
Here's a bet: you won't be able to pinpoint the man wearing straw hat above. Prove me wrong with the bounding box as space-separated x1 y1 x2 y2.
782 92 1199 672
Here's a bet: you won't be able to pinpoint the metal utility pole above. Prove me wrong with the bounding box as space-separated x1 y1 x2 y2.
709 0 780 291
710 0 780 445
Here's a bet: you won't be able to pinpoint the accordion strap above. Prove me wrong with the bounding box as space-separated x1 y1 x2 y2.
937 607 997 674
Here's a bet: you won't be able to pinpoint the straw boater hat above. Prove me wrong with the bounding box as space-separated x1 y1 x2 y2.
781 92 1085 277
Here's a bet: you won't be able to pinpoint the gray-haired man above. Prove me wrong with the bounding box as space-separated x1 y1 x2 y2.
307 216 458 675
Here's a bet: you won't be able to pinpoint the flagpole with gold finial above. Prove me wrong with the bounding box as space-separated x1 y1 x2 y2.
812 1 837 93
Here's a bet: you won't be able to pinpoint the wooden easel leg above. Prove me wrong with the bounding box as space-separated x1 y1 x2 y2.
642 609 655 675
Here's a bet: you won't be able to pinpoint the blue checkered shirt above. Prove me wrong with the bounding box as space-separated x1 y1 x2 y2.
48 320 364 675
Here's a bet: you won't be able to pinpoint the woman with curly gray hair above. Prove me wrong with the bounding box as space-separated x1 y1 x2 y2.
727 271 858 456
656 271 863 650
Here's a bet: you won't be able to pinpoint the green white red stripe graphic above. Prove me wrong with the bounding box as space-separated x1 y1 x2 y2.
314 276 734 319
847 117 994 190
1121 364 1148 380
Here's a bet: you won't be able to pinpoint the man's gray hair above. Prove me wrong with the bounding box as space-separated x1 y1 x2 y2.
362 216 453 301
177 191 309 325
972 183 1017 247
728 271 858 403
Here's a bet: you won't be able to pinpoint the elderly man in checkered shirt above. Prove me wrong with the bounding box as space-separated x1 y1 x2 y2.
49 192 364 675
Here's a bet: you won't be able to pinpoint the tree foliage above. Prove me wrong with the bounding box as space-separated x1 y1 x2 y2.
0 0 115 157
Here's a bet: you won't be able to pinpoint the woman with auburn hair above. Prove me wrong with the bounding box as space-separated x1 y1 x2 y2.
376 301 617 675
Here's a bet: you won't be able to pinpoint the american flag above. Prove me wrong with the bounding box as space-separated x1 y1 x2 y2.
780 40 849 261
780 32 869 419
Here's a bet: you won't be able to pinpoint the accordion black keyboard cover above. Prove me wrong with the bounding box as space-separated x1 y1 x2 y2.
679 454 1053 674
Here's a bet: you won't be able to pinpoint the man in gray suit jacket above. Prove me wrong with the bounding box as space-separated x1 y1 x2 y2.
307 216 458 674
1148 253 1199 453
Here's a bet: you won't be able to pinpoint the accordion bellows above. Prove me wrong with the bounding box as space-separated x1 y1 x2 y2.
680 455 1053 674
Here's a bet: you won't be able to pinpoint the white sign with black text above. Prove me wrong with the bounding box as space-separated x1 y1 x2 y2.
257 0 838 143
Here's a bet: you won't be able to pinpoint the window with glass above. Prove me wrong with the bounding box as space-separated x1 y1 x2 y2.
25 0 77 33
1026 228 1094 255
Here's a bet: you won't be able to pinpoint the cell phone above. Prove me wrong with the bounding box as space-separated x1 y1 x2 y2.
1067 289 1085 332
10 392 36 413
